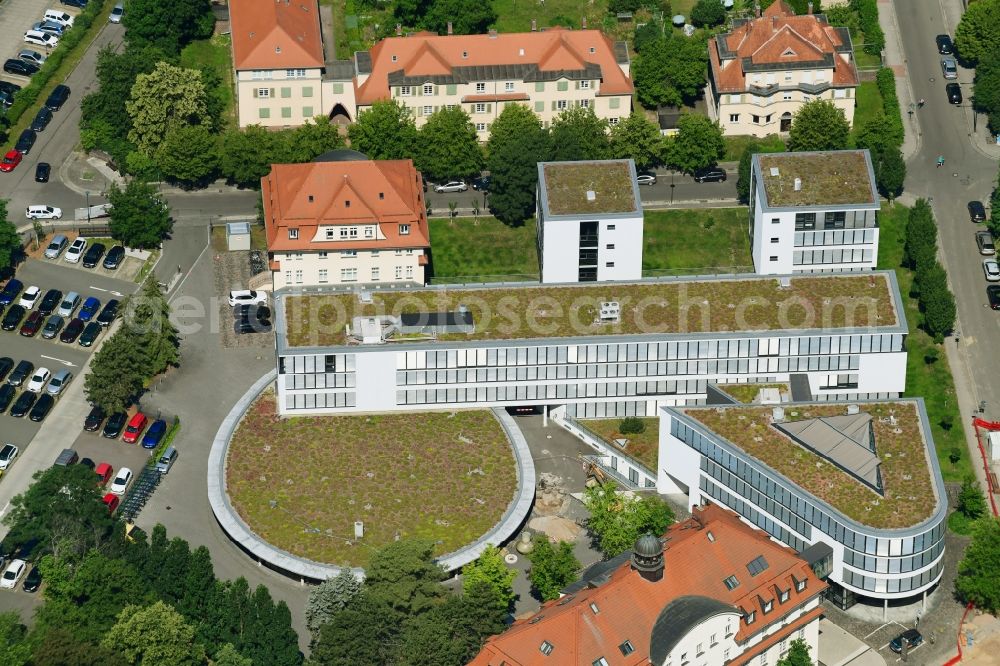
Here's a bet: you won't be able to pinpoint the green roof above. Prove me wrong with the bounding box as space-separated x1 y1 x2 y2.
758 151 876 208
279 273 898 348
540 160 639 216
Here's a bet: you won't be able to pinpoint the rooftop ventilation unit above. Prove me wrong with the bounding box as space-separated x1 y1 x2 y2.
599 301 621 322
846 404 860 415
586 190 596 202
778 276 791 289
794 177 802 191
769 167 780 177
772 406 785 422
358 290 373 304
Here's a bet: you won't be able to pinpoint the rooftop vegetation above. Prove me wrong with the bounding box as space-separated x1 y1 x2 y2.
759 151 876 207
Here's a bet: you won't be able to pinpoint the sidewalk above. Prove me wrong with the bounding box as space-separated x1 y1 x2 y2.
58 151 123 197
877 0 921 162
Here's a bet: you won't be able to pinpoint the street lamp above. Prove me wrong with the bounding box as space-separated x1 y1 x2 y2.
85 190 90 224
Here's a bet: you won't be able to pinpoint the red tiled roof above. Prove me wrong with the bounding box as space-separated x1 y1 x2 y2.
356 28 633 106
261 160 430 252
709 3 857 94
470 504 826 666
230 0 324 71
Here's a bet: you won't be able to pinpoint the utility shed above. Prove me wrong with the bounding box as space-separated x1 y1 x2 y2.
226 222 251 251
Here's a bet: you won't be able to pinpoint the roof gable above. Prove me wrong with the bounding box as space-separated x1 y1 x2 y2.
231 0 325 70
751 25 826 63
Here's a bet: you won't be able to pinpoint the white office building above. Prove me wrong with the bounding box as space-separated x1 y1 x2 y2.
750 150 880 276
536 160 644 283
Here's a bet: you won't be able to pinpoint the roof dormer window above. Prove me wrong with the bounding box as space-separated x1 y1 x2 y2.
275 46 281 53
744 610 756 625
288 228 298 240
778 586 790 603
540 641 554 656
345 200 351 208
308 195 314 202
759 596 773 614
379 192 384 200
476 82 486 93
589 46 596 53
391 55 397 62
462 50 468 58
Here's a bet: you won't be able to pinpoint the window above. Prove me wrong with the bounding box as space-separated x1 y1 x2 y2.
580 99 590 108
446 84 456 95
580 80 591 89
364 226 374 238
745 610 756 625
724 649 731 661
251 70 268 80
391 55 397 62
332 83 343 94
770 237 779 243
771 217 780 224
618 641 634 656
557 81 568 92
399 85 411 96
371 267 380 280
824 211 847 229
288 228 298 239
609 97 620 109
556 100 568 110
795 213 817 230
769 255 779 261
696 643 704 656
535 82 545 92
286 69 306 78
318 269 328 283
406 266 414 279
339 227 350 239
423 84 433 95
302 106 313 117
607 224 616 230
726 621 733 637
747 555 769 576
606 244 615 249
318 251 328 258
475 102 487 113
395 266 403 279
681 652 689 665
752 114 760 124
347 227 358 238
476 122 486 131
605 262 614 268
710 634 717 647
281 107 292 118
779 588 790 603
608 117 619 125
476 82 486 93
761 597 774 614
420 105 431 116
505 81 515 92
540 641 554 656
399 224 410 235
325 228 335 240
280 87 291 98
341 250 357 257
729 113 740 122
590 603 600 614
284 270 292 284
256 88 271 98
294 270 303 283
783 92 792 101
593 659 609 666
723 575 740 590
796 578 807 592
340 267 358 282
535 101 545 112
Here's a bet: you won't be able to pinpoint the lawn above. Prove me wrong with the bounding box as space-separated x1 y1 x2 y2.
877 202 972 483
226 395 519 566
180 35 236 129
578 418 660 471
722 134 786 162
642 208 753 276
210 224 268 252
428 217 540 283
850 80 883 146
718 382 788 403
491 0 608 34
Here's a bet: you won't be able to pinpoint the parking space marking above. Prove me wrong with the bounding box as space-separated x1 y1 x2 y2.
89 285 123 296
39 354 75 367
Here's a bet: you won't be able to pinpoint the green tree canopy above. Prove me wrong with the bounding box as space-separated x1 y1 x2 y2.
102 601 206 665
486 103 551 225
904 198 937 271
365 539 448 619
286 116 346 162
306 568 363 639
920 264 956 340
973 60 1000 132
777 638 814 666
415 106 483 181
310 594 398 665
0 611 31 666
854 114 899 158
691 0 726 27
125 276 181 375
584 481 675 557
83 328 148 413
348 99 419 160
156 123 219 185
422 0 497 34
525 537 580 601
873 148 905 200
126 62 212 156
219 126 278 187
664 114 725 173
123 0 214 54
958 476 988 520
549 107 611 162
634 36 708 108
955 0 1000 66
108 180 174 249
787 100 850 151
31 627 128 666
609 112 664 170
461 545 516 610
956 517 1000 612
0 201 20 271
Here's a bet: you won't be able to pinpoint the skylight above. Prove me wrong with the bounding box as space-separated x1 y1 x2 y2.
747 555 769 576
723 575 740 590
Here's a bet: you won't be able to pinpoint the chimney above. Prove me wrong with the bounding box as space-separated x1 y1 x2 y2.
807 1 813 13
396 23 402 36
582 16 587 29
488 28 498 38
531 18 537 31
631 534 665 583
754 1 761 17
447 21 452 35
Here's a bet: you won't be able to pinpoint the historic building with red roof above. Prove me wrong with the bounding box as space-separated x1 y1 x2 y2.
708 0 858 137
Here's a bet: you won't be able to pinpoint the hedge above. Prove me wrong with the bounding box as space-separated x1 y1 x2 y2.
875 67 904 149
850 0 885 56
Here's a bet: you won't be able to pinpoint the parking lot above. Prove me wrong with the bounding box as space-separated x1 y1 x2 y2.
1 3 83 91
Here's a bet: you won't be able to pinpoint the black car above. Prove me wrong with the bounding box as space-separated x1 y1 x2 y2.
44 84 70 111
14 129 36 155
889 629 923 653
0 357 12 382
989 285 1000 310
30 107 52 132
1 305 25 331
102 411 127 438
3 59 38 77
34 162 50 183
60 0 87 6
96 299 119 327
78 321 101 347
0 91 13 109
22 566 41 592
84 404 105 431
0 384 14 413
7 360 33 387
29 394 54 422
102 246 124 270
79 457 95 469
936 34 954 55
0 81 21 98
10 391 37 418
472 175 491 191
234 304 271 321
59 317 83 343
81 243 106 269
969 200 987 222
946 83 962 105
693 166 727 183
41 314 63 339
38 289 62 316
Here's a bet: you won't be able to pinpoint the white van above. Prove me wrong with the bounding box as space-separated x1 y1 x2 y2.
26 205 62 220
43 9 74 26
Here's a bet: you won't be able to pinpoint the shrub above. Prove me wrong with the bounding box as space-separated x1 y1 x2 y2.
950 448 963 464
850 0 885 55
691 0 726 27
619 417 647 434
875 68 904 149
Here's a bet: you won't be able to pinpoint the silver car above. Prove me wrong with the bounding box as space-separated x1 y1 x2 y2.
434 180 468 193
941 58 958 80
45 368 72 396
44 234 67 259
109 2 124 22
18 49 45 66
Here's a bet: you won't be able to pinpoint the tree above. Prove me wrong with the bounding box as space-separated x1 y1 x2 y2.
212 644 252 666
32 627 128 666
736 140 761 204
0 202 20 271
633 36 708 109
414 107 483 182
364 539 448 619
584 482 675 557
0 611 31 666
973 60 1000 132
125 276 181 375
306 568 363 639
123 0 214 54
549 107 610 162
954 0 1000 67
634 21 665 53
777 638 813 666
873 148 905 199
285 116 346 162
664 114 725 173
127 62 211 156
854 114 900 158
904 199 937 271
956 517 1000 612
347 99 419 160
219 126 278 187
422 0 497 35
396 585 505 666
177 546 217 623
787 100 850 151
609 112 663 170
619 416 646 434
310 594 398 665
920 270 957 341
102 601 206 665
958 476 988 520
525 537 580 601
84 328 148 413
461 545 516 610
108 180 173 249
691 0 726 27
486 104 551 225
156 123 219 186
394 0 431 27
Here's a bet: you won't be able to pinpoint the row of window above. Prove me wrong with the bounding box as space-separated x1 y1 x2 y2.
251 69 309 80
728 87 849 104
567 397 689 418
285 224 410 240
394 335 904 370
258 106 315 120
700 476 807 553
702 459 813 541
397 79 596 97
842 539 944 575
842 559 944 595
793 211 876 231
395 379 713 406
285 391 357 410
254 86 314 99
282 249 415 259
279 354 353 374
282 372 355 390
283 266 414 284
793 249 875 266
794 229 878 247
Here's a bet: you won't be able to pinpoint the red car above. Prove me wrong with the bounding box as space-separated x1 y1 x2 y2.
121 412 148 444
0 150 22 173
18 311 43 337
95 462 113 487
101 493 120 514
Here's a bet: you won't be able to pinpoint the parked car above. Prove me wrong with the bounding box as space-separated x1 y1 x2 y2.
64 237 87 263
0 560 26 589
25 205 60 220
141 419 168 449
0 91 14 109
78 297 100 322
941 58 958 79
0 81 20 97
22 566 41 592
636 173 657 186
59 317 83 343
988 285 1000 310
54 448 78 466
32 21 65 38
78 322 101 347
977 230 995 255
95 462 113 487
122 413 148 444
102 246 125 270
109 2 124 22
693 166 727 183
18 50 45 66
471 175 491 191
96 299 118 326
13 130 34 156
44 234 67 258
0 358 12 382
110 467 133 495
889 629 923 654
228 290 267 307
28 394 54 421
946 83 962 105
44 84 70 111
1 305 25 331
30 107 52 132
18 286 40 309
43 9 75 26
34 162 50 183
0 444 18 470
102 411 127 438
985 259 1000 282
23 31 58 48
969 201 987 222
0 385 14 413
56 291 79 317
155 446 178 474
3 59 38 77
434 180 468 193
41 314 63 339
10 391 37 418
81 243 106 268
84 404 105 431
7 360 33 387
45 368 72 396
38 289 62 316
0 150 23 173
0 279 22 306
60 0 87 7
19 311 43 337
102 493 120 513
26 367 50 393
936 34 953 54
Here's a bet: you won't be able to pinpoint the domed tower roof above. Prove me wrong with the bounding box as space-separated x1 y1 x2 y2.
634 533 662 557
631 533 664 582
